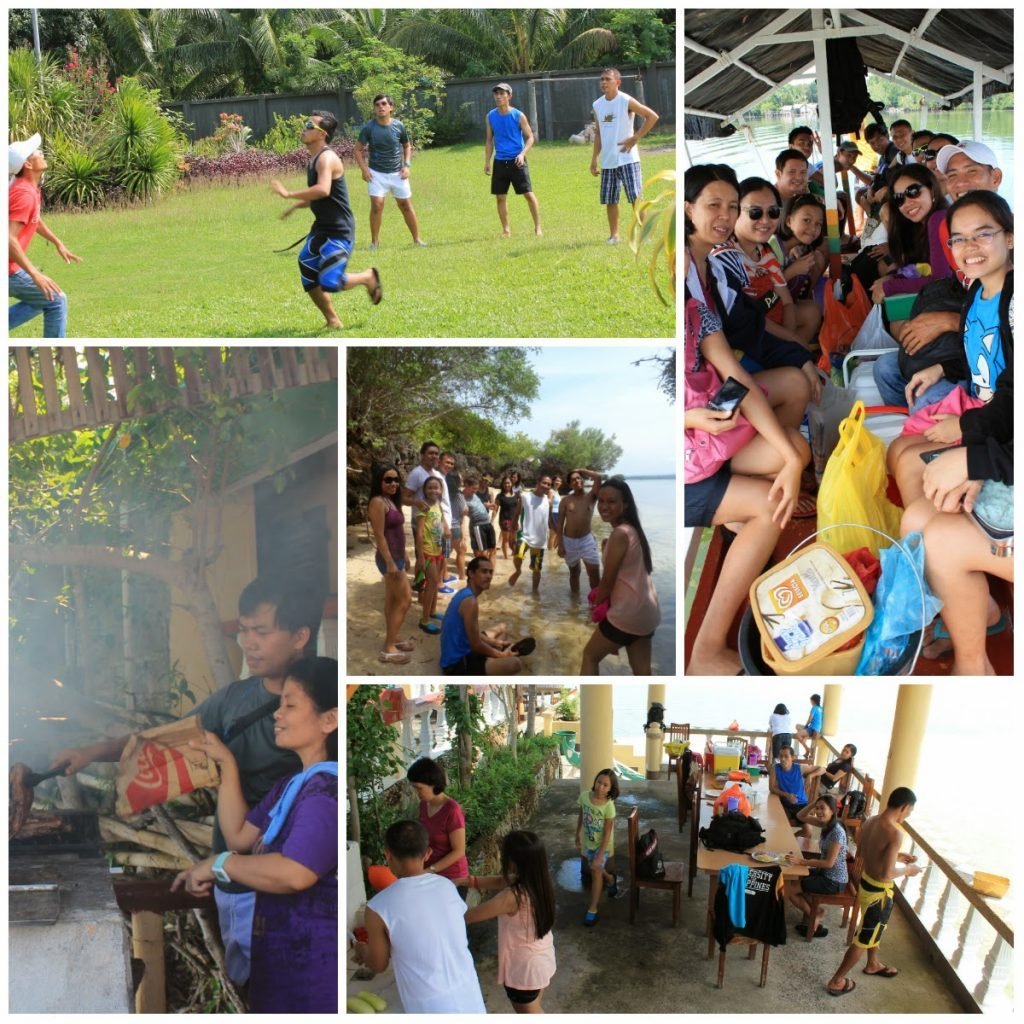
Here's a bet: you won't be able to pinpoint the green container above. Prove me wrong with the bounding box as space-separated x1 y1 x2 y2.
884 293 916 322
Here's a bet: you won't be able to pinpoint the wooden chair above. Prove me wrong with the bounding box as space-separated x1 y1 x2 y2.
803 852 864 943
726 736 749 766
665 723 690 779
687 774 703 898
705 877 772 988
627 806 685 926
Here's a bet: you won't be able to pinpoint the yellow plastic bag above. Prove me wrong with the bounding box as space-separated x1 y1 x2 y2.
816 400 901 557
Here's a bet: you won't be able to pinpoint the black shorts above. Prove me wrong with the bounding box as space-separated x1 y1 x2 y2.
441 650 490 675
801 871 842 895
784 801 808 823
504 985 541 1005
470 521 496 553
491 158 533 195
685 462 731 527
599 617 654 649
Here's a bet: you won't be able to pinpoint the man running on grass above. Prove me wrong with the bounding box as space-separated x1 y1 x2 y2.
9 133 80 338
484 83 542 238
271 111 381 330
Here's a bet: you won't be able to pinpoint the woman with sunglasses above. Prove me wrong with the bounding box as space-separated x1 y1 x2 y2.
732 177 821 349
368 463 414 664
870 164 951 305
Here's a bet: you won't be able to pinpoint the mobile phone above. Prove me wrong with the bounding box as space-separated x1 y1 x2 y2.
707 377 750 416
919 446 958 465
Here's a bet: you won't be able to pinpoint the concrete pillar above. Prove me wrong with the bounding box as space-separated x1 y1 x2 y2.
647 683 667 711
539 706 554 737
820 684 843 765
881 685 932 806
645 723 664 779
579 685 614 793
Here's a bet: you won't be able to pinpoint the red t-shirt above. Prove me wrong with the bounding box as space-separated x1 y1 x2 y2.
419 796 468 880
9 177 41 275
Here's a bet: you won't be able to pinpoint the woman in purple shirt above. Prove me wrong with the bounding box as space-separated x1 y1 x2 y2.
407 756 468 880
174 656 338 1013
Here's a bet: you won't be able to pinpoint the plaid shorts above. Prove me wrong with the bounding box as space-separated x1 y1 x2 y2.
600 163 643 204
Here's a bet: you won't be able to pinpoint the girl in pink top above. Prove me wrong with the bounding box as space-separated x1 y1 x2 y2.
407 757 468 881
581 478 661 675
457 830 556 1012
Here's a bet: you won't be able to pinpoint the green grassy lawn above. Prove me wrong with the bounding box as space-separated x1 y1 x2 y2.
13 141 675 339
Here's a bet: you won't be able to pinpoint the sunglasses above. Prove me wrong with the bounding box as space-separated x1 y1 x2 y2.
742 204 782 221
303 120 325 132
893 183 926 208
912 145 932 156
382 476 400 484
920 150 938 161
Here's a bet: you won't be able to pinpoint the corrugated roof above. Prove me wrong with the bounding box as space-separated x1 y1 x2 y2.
685 8 1013 138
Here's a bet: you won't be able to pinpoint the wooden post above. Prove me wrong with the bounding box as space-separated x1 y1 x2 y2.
131 909 166 1013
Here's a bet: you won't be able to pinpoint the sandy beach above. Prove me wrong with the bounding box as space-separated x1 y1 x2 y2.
346 522 659 677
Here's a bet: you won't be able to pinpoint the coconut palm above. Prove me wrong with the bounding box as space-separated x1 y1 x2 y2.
387 9 617 76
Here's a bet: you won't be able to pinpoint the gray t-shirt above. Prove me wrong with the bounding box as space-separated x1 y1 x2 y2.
191 676 302 867
358 118 409 173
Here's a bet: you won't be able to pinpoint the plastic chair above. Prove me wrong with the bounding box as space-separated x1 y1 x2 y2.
627 806 685 927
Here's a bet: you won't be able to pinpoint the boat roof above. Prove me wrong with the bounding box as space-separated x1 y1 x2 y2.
685 8 1014 139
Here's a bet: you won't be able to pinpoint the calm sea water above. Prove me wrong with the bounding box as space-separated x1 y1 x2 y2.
608 682 1012 910
685 110 1014 198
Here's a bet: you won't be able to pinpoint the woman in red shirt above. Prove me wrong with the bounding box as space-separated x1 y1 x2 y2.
406 757 468 880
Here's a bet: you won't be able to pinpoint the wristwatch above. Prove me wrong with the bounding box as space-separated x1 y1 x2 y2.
212 851 234 883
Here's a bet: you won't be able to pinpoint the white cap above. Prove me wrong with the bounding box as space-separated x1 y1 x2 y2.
936 140 998 174
9 133 41 185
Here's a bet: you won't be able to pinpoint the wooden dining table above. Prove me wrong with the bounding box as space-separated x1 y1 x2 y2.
697 771 808 935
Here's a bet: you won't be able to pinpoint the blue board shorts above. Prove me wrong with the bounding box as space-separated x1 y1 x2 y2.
299 232 351 292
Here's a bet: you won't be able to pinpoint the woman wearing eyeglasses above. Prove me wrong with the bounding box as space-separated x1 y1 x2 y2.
869 163 952 306
368 463 415 664
731 177 821 349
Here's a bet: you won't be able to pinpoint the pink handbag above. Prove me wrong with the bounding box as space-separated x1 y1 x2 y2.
684 297 757 483
899 385 986 438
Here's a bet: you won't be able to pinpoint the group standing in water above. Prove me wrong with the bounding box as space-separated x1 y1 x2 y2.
368 446 661 675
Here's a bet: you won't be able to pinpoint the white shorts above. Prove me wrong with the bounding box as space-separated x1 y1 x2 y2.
368 168 412 200
562 532 600 568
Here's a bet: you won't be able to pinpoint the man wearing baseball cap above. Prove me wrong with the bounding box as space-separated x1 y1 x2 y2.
935 140 1003 202
9 133 80 337
484 82 542 237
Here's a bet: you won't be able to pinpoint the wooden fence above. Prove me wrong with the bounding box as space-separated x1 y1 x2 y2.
9 346 338 443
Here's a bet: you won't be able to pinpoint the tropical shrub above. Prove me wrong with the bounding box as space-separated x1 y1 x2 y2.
181 139 355 185
211 112 252 155
430 103 474 147
629 169 676 306
257 113 312 154
45 140 107 207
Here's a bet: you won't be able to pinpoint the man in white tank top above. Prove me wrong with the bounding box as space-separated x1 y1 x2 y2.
589 68 659 244
509 474 552 593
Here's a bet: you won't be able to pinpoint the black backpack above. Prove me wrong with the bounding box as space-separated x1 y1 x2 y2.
699 811 766 853
635 828 666 879
841 791 867 819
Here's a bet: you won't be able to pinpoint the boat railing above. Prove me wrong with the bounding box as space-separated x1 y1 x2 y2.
816 736 1014 1013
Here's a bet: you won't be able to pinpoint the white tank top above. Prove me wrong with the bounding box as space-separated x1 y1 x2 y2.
593 92 641 169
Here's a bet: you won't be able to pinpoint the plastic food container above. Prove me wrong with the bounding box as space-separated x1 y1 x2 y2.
967 479 1014 558
750 542 874 672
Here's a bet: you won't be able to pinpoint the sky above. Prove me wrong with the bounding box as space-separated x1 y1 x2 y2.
518 345 675 476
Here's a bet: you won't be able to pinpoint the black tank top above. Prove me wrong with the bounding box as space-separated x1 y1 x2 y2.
308 148 354 239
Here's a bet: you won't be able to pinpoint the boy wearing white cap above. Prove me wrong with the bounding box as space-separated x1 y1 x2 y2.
935 140 1003 202
9 133 80 337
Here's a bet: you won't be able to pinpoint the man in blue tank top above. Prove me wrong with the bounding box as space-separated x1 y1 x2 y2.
484 83 542 238
271 110 383 330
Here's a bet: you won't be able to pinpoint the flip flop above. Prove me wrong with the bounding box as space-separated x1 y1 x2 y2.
931 611 1009 641
792 491 818 519
827 979 856 997
438 586 455 594
510 637 536 656
430 613 445 621
863 966 899 978
796 923 829 938
378 650 411 665
369 268 383 305
395 638 416 652
583 910 599 927
418 622 440 635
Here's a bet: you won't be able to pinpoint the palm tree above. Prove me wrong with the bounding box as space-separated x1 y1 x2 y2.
388 9 617 76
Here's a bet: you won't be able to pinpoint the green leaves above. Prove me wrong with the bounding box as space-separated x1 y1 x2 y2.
628 169 676 307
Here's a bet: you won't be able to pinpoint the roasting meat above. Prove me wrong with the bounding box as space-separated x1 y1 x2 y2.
8 763 62 841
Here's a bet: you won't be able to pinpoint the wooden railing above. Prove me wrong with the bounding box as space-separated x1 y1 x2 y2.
9 346 338 442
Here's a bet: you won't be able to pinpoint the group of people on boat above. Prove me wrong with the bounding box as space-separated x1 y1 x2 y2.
367 442 660 676
685 116 1014 676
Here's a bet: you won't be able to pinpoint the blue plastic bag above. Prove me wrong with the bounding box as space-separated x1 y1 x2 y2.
855 532 943 675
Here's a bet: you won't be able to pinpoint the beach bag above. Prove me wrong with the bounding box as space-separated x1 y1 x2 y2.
115 715 221 818
851 304 898 352
817 400 902 557
818 275 872 372
636 828 666 879
713 783 751 818
684 299 757 483
699 811 766 853
899 386 985 438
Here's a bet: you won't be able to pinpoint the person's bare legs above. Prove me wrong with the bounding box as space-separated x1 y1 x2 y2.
501 529 511 558
587 859 614 913
625 635 653 675
523 191 542 235
307 286 341 329
419 561 439 625
496 195 511 236
581 628 620 675
531 551 541 594
923 512 1012 674
827 942 866 993
369 196 386 245
395 197 423 243
568 562 581 595
584 559 601 591
606 202 620 241
889 439 949 506
794 300 823 347
508 549 523 585
382 573 412 653
753 366 812 430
